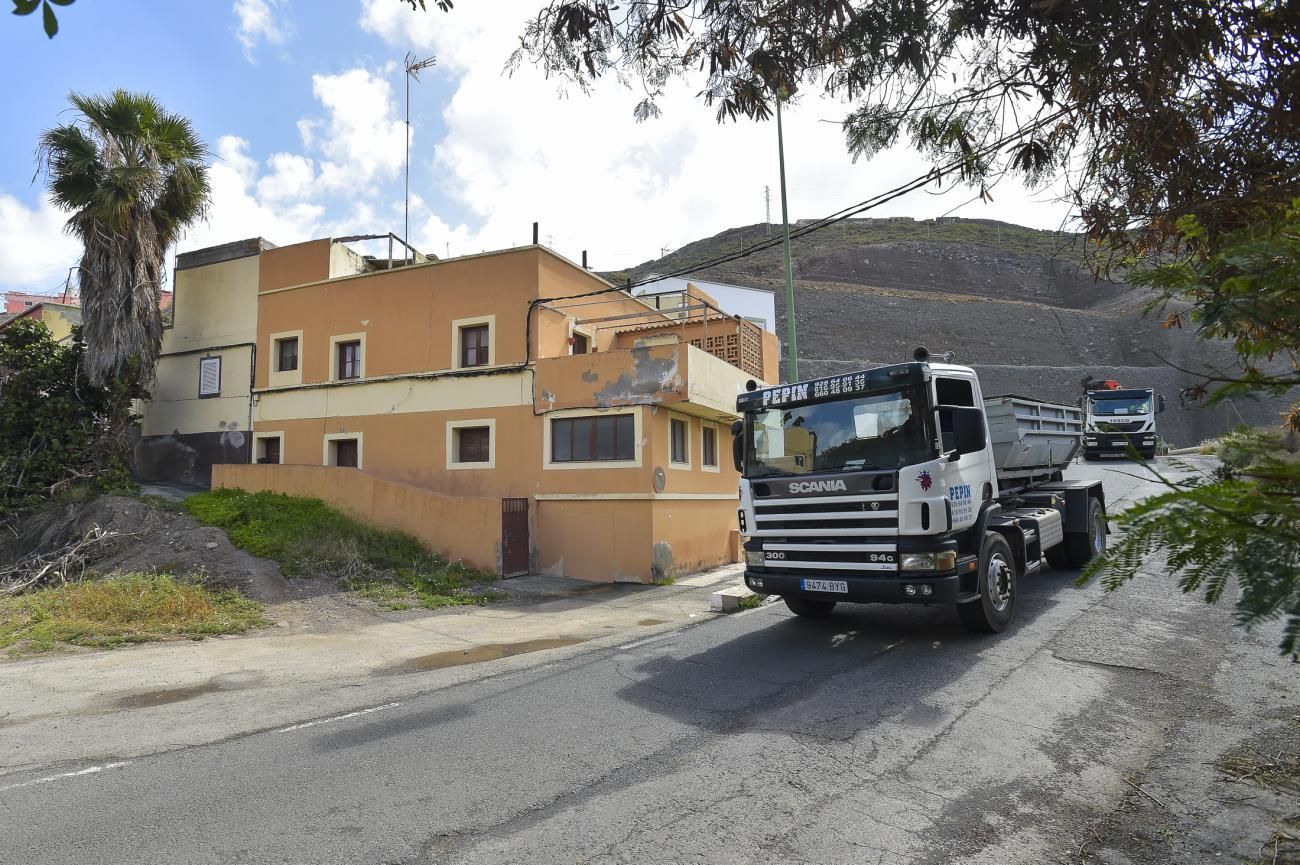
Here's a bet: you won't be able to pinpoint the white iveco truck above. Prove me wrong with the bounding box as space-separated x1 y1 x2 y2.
1081 379 1166 460
732 349 1107 633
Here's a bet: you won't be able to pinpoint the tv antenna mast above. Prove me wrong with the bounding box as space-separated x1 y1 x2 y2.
404 52 437 263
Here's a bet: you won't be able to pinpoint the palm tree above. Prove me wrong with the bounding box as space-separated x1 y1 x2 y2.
39 90 210 386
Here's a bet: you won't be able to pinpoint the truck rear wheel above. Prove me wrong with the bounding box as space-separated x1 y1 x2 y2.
783 596 837 618
1061 497 1106 568
958 532 1016 633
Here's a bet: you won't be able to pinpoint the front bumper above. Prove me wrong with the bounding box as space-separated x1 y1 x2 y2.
744 569 961 604
1084 432 1156 454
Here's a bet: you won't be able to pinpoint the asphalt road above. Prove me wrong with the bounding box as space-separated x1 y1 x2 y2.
1 458 1266 864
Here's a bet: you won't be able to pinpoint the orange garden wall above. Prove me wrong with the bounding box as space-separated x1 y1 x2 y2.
212 464 502 574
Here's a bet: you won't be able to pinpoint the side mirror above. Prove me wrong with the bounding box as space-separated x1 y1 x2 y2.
942 406 987 457
731 420 745 472
1157 394 1167 413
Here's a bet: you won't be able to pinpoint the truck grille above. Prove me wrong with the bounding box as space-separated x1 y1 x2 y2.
751 491 899 571
1096 420 1145 432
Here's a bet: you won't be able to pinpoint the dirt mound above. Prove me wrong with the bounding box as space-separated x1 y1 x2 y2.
1 496 289 602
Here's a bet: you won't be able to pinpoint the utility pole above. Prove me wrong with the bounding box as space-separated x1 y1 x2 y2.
776 87 799 382
764 185 772 235
404 52 437 264
660 245 670 259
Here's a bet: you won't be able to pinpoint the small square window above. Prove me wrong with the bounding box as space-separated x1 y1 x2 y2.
456 427 491 463
572 333 590 355
257 437 282 464
702 426 718 468
332 439 359 468
276 337 299 372
460 324 489 368
670 418 688 464
337 340 361 380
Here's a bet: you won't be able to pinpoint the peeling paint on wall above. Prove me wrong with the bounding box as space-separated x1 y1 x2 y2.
594 346 683 407
581 369 599 383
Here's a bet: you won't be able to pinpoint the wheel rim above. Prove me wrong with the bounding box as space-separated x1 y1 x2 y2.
986 553 1012 611
1092 512 1106 554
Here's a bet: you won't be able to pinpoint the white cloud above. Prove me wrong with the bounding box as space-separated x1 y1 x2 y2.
0 193 81 292
257 153 316 202
233 0 287 62
176 137 324 256
359 0 1074 271
308 68 407 191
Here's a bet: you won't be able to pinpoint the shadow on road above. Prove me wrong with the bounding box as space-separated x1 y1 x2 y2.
613 565 1086 737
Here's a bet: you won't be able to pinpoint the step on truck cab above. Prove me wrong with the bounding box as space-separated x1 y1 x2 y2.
1081 379 1166 460
733 348 1108 632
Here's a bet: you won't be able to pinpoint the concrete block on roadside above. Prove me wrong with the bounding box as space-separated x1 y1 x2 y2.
710 585 755 613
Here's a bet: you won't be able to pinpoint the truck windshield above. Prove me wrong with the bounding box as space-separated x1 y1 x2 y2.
744 385 931 477
1090 396 1151 416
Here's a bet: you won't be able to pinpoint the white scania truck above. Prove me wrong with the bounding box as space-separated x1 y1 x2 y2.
1081 379 1166 460
732 349 1107 632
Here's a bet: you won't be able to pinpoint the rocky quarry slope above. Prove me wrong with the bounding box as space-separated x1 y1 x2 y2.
611 218 1289 447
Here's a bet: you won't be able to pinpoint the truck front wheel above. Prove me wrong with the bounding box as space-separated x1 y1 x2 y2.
783 596 837 618
958 532 1017 633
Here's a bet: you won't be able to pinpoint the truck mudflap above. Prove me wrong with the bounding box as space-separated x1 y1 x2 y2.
744 566 975 605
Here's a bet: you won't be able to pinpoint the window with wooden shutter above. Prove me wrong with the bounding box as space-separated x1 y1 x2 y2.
456 427 491 463
333 439 359 468
199 356 221 397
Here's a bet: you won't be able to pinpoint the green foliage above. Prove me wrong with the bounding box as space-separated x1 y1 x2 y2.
0 571 266 655
1083 447 1300 658
0 319 146 512
1083 205 1300 658
11 0 74 39
184 488 501 609
1136 203 1300 411
38 90 211 386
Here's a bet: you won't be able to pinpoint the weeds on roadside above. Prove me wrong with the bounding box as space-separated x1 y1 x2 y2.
0 570 266 654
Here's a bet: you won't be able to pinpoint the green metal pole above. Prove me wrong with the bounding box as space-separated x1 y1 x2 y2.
776 92 798 383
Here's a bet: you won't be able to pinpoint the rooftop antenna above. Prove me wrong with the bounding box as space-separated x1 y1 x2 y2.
404 52 438 264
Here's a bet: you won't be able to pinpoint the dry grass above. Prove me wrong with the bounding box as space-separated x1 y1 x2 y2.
0 571 267 654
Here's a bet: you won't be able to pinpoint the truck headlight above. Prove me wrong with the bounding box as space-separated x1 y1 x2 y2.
745 550 765 568
901 551 957 571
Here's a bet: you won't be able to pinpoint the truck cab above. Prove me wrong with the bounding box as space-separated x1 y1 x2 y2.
734 351 1107 633
1082 383 1165 460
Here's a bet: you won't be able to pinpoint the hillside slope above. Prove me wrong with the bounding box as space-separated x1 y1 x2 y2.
608 217 1284 446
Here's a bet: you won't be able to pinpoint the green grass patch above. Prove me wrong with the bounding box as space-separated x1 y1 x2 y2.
737 593 765 611
0 571 267 655
184 488 502 610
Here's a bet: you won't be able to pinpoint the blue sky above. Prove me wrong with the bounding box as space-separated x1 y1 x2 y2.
1 0 1072 296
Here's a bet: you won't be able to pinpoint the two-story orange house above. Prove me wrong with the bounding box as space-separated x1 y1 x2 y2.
138 236 777 583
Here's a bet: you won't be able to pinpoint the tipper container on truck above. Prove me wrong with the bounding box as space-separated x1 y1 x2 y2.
733 348 1108 633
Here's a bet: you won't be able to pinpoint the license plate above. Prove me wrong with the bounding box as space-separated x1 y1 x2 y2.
801 579 848 594
1112 441 1128 447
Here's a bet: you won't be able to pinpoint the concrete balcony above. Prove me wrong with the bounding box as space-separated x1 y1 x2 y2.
532 340 770 420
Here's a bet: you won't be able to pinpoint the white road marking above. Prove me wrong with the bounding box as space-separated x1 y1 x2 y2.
0 761 131 794
274 702 401 733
